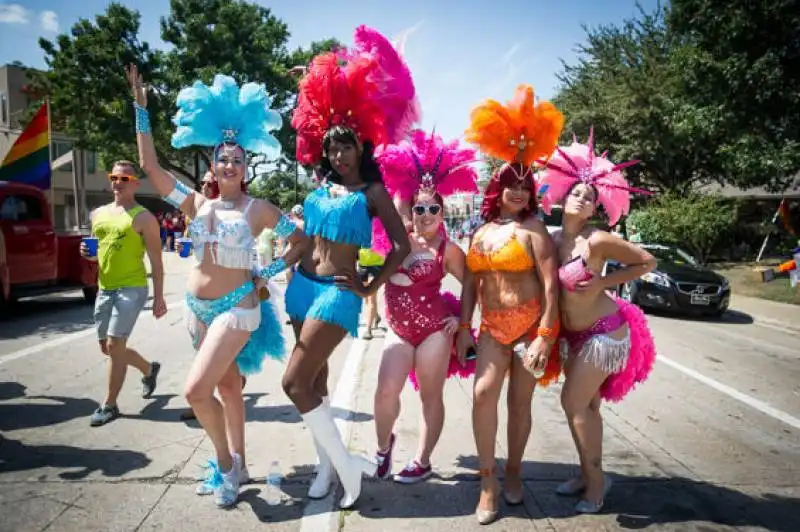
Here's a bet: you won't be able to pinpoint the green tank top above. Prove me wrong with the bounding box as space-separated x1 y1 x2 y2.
93 205 148 290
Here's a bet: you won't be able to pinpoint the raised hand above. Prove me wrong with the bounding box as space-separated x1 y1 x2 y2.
125 64 147 108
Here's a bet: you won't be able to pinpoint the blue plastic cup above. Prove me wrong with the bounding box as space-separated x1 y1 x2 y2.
82 236 98 257
177 237 193 258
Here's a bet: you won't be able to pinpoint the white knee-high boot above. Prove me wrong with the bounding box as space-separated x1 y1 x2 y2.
302 400 377 508
308 396 337 499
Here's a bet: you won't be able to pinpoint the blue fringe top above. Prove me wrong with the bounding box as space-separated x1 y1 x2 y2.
303 185 372 248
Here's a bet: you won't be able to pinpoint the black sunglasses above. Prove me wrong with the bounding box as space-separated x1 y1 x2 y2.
412 204 442 216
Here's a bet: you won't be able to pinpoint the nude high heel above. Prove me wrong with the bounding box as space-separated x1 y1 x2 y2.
475 468 500 525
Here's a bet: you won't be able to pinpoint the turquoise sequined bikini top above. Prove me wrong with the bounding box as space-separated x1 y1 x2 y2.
303 184 372 248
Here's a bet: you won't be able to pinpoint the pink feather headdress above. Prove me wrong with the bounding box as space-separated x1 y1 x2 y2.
538 128 650 226
292 25 420 165
376 129 480 202
371 129 479 256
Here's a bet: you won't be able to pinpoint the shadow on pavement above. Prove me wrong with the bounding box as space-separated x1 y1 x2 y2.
0 435 152 480
0 382 98 431
238 463 367 523
406 456 800 531
646 307 754 325
132 393 373 425
0 296 95 339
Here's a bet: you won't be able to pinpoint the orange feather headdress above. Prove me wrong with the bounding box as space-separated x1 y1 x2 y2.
465 84 564 221
465 84 564 172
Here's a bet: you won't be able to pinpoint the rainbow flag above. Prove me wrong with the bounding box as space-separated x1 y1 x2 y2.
0 102 51 190
777 198 796 236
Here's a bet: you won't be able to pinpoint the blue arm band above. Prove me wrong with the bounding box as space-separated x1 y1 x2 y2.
257 257 288 279
134 102 151 134
274 214 297 239
164 180 192 208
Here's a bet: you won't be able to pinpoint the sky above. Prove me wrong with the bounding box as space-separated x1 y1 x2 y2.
0 0 659 146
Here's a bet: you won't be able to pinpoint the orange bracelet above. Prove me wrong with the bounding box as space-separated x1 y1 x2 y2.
536 325 559 341
458 322 471 331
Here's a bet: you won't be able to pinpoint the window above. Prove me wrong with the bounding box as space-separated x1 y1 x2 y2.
53 140 73 172
86 151 96 174
0 92 7 124
0 194 43 221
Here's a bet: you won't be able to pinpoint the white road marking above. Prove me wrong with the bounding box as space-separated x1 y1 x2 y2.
0 300 184 366
658 354 800 430
753 317 800 337
299 336 375 532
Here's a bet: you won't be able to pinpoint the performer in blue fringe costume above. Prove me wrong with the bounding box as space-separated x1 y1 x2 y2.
126 64 309 509
281 26 419 510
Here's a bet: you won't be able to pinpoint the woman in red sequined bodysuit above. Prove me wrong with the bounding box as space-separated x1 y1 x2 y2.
373 189 468 484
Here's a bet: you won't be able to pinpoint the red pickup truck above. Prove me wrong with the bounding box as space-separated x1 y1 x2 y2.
0 181 98 315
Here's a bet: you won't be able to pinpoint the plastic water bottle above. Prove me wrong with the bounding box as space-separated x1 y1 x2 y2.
514 342 545 379
265 460 282 506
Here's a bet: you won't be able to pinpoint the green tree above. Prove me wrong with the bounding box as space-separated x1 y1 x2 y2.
555 2 800 194
32 1 338 185
554 4 726 194
627 193 738 263
248 168 311 211
35 4 167 172
480 156 505 184
668 0 800 191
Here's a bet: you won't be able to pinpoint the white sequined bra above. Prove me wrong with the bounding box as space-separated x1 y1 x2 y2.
187 199 256 269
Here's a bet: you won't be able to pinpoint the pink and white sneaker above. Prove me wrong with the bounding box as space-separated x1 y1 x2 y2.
393 461 433 484
375 433 396 479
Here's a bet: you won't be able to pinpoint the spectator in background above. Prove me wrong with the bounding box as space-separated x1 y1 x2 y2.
157 212 167 249
162 214 174 251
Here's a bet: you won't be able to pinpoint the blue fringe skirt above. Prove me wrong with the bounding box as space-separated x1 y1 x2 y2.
285 268 362 337
185 281 285 375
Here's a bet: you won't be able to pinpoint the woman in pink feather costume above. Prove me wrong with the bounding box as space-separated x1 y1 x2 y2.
371 129 479 484
538 128 657 514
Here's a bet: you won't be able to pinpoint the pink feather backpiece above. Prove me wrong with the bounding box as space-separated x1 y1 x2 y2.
349 25 421 144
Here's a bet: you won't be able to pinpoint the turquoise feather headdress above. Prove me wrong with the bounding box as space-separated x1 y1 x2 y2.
171 74 282 158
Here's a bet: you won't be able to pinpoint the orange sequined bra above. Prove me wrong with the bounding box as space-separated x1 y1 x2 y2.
466 234 535 273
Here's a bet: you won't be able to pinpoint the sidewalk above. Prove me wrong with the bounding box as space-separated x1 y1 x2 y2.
730 293 800 334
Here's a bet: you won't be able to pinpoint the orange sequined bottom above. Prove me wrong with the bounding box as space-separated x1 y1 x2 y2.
479 298 562 387
480 298 542 345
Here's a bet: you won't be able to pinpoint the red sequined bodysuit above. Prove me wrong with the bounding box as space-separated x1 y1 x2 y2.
386 239 452 346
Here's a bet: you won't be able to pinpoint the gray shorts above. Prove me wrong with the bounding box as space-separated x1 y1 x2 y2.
94 286 148 341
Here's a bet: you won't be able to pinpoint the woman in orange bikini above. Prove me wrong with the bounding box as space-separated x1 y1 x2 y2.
456 85 563 525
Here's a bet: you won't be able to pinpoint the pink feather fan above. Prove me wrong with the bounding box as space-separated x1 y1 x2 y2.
538 128 647 226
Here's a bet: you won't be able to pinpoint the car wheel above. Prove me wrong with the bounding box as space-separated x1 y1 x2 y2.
710 306 728 319
0 291 8 320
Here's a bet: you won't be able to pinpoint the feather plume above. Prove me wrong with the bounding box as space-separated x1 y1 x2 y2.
171 74 282 158
464 84 563 167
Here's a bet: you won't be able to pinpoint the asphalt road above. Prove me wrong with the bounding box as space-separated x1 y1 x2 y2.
0 253 798 531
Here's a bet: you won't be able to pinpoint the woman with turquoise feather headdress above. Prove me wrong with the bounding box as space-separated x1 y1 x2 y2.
126 65 309 508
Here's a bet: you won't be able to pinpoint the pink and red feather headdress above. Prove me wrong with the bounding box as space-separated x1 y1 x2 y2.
538 128 650 226
291 25 420 165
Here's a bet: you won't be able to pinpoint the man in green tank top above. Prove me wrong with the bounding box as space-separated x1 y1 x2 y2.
80 160 168 426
